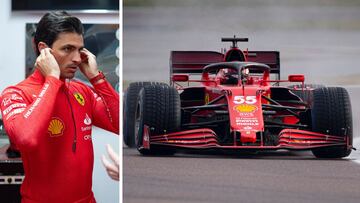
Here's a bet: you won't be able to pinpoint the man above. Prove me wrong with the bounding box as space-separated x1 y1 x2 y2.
0 11 119 202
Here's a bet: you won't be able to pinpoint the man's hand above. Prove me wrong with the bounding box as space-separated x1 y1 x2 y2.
101 144 119 181
79 48 99 80
35 48 60 78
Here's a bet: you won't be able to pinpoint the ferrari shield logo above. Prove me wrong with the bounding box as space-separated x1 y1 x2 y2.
74 93 85 106
205 93 210 104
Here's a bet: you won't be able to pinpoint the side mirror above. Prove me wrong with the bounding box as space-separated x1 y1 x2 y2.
288 74 305 83
172 74 189 82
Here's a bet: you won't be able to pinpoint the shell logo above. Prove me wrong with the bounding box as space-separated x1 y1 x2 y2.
48 117 65 137
234 104 257 113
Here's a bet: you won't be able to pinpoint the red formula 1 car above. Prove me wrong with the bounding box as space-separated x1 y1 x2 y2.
124 36 353 158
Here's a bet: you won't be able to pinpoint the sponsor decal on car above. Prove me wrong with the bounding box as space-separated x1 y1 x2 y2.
243 126 253 130
235 117 259 126
234 104 257 113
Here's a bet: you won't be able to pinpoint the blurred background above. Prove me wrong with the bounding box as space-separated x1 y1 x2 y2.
124 0 360 86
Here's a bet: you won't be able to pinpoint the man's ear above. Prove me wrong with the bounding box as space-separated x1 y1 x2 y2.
37 42 49 53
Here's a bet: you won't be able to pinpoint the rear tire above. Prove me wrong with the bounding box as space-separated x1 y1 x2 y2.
135 84 181 155
123 82 166 147
311 87 352 158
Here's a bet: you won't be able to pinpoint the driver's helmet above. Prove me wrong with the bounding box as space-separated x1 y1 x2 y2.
221 68 238 85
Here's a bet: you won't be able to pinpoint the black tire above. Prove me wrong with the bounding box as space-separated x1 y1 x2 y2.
123 82 166 147
311 87 352 158
289 84 325 104
135 84 181 155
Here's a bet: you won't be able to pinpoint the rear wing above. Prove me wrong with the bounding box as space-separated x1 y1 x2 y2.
247 51 280 78
170 51 224 74
170 50 280 80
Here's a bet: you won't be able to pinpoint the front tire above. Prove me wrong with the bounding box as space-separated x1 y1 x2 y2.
311 87 352 158
135 84 181 155
123 82 166 147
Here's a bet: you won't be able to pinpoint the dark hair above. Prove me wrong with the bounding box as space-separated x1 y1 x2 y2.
34 11 84 55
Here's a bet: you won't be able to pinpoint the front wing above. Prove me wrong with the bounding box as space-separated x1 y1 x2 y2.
141 126 350 151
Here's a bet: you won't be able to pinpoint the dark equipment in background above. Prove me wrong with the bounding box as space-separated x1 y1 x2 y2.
12 0 119 12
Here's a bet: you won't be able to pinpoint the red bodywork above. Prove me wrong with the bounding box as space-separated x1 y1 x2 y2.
140 39 351 152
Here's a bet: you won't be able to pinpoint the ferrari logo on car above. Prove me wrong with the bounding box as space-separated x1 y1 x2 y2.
74 92 85 106
234 104 257 113
205 93 210 104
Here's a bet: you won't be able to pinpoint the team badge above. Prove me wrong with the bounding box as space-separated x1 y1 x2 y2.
74 92 85 106
48 117 65 137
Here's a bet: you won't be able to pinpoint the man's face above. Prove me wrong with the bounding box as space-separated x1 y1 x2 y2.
50 32 84 79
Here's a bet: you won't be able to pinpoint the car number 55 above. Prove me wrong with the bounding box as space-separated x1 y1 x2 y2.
233 96 257 104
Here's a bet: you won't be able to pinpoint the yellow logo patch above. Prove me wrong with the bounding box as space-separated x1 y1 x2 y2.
74 93 85 106
205 93 210 104
234 104 258 113
48 117 65 137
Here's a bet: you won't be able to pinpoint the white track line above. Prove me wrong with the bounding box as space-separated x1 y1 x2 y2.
349 137 360 164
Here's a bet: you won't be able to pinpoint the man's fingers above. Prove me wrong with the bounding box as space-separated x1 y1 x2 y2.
81 48 95 57
106 144 119 167
39 49 46 60
44 48 50 55
80 48 90 57
101 155 112 169
82 48 90 54
107 171 119 181
101 155 118 173
102 155 119 181
40 48 46 55
106 169 119 181
44 48 55 58
35 57 40 67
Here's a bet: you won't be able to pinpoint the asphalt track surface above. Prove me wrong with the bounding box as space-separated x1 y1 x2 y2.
123 3 360 203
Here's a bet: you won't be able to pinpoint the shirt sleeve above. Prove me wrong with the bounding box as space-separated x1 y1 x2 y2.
0 77 63 152
89 80 119 135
